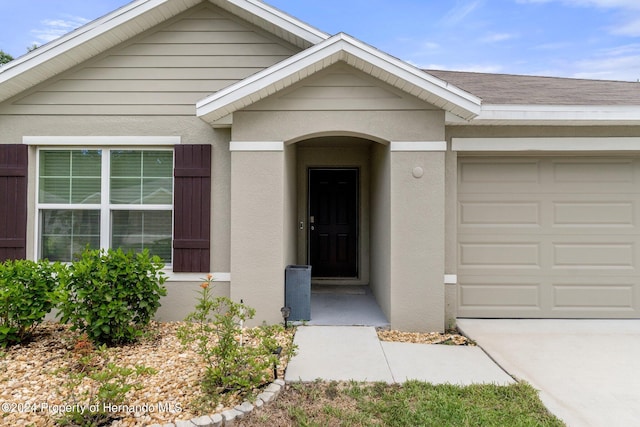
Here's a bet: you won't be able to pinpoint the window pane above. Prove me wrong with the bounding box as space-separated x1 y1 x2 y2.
40 178 70 203
71 178 101 204
40 150 101 204
40 151 70 177
111 210 172 263
111 178 142 204
110 151 173 205
142 178 173 204
111 151 141 177
72 151 101 177
143 151 173 177
41 210 100 261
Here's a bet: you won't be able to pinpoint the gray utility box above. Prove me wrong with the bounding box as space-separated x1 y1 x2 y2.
285 265 311 321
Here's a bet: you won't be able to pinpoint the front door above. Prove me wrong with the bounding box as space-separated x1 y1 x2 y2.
309 168 358 277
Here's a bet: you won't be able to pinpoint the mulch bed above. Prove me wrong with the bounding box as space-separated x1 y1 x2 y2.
0 322 471 426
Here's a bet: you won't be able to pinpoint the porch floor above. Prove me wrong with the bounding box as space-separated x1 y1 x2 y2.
305 285 389 328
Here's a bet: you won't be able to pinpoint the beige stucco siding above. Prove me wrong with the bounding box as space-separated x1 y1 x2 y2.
0 4 299 116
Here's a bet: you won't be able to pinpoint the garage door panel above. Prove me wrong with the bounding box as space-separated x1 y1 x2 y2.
458 160 542 193
460 201 541 227
459 278 543 317
553 242 635 270
458 156 640 318
459 240 541 271
553 283 634 312
553 201 635 227
552 160 634 182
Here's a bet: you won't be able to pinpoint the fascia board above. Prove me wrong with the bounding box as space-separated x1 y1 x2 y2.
453 137 640 151
474 104 640 123
210 0 329 45
197 33 482 122
0 0 176 84
338 37 481 118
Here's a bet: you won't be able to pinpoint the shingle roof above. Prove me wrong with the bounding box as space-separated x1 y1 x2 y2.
426 69 640 105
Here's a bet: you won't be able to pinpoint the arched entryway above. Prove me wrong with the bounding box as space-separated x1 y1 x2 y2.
289 135 390 326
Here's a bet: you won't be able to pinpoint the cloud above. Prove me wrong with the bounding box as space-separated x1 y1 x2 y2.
441 0 484 25
611 17 640 36
480 33 517 43
30 15 90 45
570 43 640 80
517 0 640 7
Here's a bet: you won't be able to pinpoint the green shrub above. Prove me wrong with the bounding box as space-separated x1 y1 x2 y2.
0 259 64 346
57 248 167 346
178 278 281 401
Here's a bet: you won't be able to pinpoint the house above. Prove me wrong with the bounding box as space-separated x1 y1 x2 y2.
2 0 640 332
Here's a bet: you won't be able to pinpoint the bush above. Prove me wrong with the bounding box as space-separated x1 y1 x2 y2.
57 248 167 346
178 277 281 400
0 259 64 347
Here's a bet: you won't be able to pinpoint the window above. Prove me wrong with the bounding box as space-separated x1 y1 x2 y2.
37 149 173 263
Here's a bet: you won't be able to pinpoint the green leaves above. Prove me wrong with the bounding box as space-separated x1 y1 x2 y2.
178 282 283 402
0 259 64 347
56 247 167 346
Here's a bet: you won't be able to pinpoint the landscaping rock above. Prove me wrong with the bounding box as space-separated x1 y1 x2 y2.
192 415 214 426
235 401 254 414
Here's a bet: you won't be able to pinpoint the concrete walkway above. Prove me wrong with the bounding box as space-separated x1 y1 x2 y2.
458 319 640 427
284 326 514 385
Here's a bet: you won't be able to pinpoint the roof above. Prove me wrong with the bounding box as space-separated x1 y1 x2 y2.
196 33 482 124
426 69 640 106
0 0 328 104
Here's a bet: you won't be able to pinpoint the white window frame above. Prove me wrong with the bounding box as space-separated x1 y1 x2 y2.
35 145 175 265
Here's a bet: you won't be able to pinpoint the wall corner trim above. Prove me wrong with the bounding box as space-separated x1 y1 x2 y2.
390 141 447 152
229 141 284 152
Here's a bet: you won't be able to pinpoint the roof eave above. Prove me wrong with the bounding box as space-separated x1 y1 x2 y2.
209 0 329 48
446 104 640 126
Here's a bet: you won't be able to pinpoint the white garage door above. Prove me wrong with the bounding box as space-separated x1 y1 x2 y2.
457 156 640 318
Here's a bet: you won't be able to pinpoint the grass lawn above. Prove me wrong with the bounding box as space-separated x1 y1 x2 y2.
238 380 566 427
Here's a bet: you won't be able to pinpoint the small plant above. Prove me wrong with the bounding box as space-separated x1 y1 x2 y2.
178 276 282 402
57 248 167 346
0 259 65 347
58 335 156 426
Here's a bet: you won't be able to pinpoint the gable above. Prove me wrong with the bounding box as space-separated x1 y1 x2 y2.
197 33 482 124
0 4 300 116
246 63 438 112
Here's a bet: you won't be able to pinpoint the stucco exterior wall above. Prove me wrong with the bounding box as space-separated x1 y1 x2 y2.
370 143 391 319
229 149 285 326
233 110 445 143
389 151 445 332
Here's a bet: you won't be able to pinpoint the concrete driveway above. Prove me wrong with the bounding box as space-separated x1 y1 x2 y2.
457 319 640 427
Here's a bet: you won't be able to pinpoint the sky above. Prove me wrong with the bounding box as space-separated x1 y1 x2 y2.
1 0 640 81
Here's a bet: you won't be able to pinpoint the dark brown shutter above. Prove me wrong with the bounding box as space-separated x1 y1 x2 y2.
173 144 211 272
0 145 28 261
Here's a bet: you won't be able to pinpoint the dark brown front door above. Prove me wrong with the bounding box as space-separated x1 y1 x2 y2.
309 168 358 277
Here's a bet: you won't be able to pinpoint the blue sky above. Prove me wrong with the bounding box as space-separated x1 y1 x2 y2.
1 0 640 81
